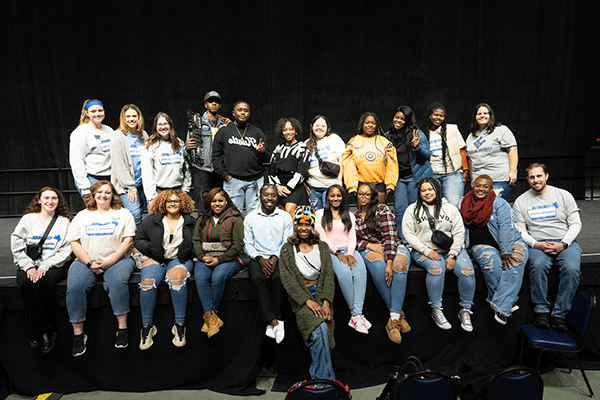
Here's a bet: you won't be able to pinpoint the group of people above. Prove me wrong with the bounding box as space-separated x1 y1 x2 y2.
9 92 583 381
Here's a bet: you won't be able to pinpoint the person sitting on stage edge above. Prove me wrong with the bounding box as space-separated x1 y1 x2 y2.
512 163 582 332
280 206 336 380
244 184 293 343
133 189 196 350
11 187 73 354
66 181 136 356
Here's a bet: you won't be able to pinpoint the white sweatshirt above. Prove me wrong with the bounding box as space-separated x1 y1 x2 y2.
141 139 191 202
11 213 72 271
69 123 114 195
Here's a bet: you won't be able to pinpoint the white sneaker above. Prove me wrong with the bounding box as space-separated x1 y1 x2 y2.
272 321 285 344
458 308 473 332
431 308 452 330
358 315 372 330
265 324 275 339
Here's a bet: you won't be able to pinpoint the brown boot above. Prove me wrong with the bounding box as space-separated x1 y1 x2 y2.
202 312 211 334
399 311 412 333
386 318 402 344
207 310 224 338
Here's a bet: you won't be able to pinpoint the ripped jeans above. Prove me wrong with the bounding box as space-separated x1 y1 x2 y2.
471 241 528 317
411 248 475 309
139 259 194 326
360 245 411 314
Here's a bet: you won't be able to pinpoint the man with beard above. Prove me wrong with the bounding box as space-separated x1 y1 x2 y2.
244 185 293 343
185 91 230 211
513 163 582 332
212 100 270 213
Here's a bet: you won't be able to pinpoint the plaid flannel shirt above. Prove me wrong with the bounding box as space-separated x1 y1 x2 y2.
354 204 401 262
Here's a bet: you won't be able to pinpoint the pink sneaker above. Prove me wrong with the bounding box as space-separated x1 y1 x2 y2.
358 315 372 330
348 316 369 334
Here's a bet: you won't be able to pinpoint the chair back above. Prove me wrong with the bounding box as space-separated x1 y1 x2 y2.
394 370 458 400
567 288 596 338
482 366 543 400
285 379 351 400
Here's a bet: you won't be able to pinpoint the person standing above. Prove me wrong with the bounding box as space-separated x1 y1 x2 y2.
185 91 231 212
212 101 271 213
512 163 582 332
244 185 293 343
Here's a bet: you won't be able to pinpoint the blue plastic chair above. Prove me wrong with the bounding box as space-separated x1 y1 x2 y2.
518 288 596 398
394 370 458 400
482 366 543 400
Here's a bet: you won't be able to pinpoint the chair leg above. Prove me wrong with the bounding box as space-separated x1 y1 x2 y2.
560 353 572 374
518 338 524 364
536 349 546 373
574 356 595 398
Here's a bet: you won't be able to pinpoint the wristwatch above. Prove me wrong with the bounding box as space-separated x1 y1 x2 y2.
334 250 342 256
561 242 569 249
86 260 94 268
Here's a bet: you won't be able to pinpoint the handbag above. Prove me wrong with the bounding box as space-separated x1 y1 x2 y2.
377 356 424 400
314 147 340 178
423 206 453 252
26 214 58 261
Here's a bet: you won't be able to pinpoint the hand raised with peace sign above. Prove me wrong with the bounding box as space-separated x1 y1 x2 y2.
410 129 421 148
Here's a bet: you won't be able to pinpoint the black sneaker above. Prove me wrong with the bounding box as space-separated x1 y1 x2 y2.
552 317 569 333
494 311 508 325
73 333 87 357
534 313 550 329
115 329 128 348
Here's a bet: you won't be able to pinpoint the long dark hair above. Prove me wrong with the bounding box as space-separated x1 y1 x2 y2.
358 182 381 231
470 103 502 136
388 105 419 147
414 177 443 219
287 225 320 246
198 187 239 229
322 184 352 232
306 115 332 154
424 102 449 173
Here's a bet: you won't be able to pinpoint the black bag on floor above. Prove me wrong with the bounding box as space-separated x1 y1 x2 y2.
376 355 424 400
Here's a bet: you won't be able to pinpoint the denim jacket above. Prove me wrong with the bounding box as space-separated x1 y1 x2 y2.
185 111 226 171
385 129 433 184
465 196 523 255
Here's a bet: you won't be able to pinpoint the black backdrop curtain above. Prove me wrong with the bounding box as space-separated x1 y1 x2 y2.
1 0 599 213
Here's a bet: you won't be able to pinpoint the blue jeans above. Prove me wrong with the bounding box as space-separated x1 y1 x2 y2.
66 258 135 323
528 240 582 318
223 176 264 214
139 259 193 326
360 246 410 314
393 175 418 235
471 241 528 317
309 187 328 211
330 248 367 316
194 259 240 313
304 284 335 380
433 171 464 209
411 248 475 309
74 174 110 197
120 185 146 226
493 181 512 200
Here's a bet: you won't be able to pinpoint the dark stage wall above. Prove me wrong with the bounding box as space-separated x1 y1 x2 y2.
2 1 599 212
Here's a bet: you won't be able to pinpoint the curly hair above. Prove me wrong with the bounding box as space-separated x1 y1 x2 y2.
85 181 123 211
198 187 238 228
357 182 381 231
275 117 302 139
322 184 352 232
414 177 443 219
306 115 332 154
470 103 502 136
78 99 104 126
24 186 72 220
146 112 182 153
287 225 321 246
423 102 449 173
117 104 145 137
149 189 195 215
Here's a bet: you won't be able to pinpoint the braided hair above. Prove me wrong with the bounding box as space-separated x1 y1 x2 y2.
424 102 449 173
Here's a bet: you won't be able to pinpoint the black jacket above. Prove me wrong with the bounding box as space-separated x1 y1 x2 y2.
134 213 196 264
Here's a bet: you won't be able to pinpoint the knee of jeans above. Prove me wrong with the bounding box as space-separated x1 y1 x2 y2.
461 266 474 276
166 266 190 291
511 241 527 264
365 252 384 262
392 254 408 273
428 265 443 275
139 278 156 291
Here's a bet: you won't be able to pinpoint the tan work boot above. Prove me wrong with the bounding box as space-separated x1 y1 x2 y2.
207 310 224 338
202 312 211 333
386 318 402 344
399 311 412 333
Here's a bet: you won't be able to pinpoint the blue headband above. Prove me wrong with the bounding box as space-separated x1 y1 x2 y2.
85 100 103 110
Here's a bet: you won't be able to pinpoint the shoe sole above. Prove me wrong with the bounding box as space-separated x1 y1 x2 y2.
494 313 507 325
73 334 88 357
432 315 452 330
348 319 369 334
115 333 129 349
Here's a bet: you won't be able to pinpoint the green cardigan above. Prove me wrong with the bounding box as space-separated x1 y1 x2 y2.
279 240 335 347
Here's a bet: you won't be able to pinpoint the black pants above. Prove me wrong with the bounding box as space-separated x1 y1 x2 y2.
247 259 282 324
191 168 222 212
17 266 68 338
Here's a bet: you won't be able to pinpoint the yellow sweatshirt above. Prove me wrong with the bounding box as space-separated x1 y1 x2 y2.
342 135 398 193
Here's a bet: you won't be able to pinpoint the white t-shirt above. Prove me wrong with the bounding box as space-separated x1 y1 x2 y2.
68 208 136 261
306 134 346 188
429 127 465 174
465 125 517 182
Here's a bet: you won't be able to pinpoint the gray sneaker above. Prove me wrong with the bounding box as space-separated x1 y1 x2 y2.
458 308 473 332
431 308 452 330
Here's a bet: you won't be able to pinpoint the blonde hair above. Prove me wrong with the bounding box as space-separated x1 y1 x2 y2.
78 99 104 126
118 104 145 137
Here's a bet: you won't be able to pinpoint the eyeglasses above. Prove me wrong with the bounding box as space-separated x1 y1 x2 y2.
474 184 492 190
166 200 181 205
